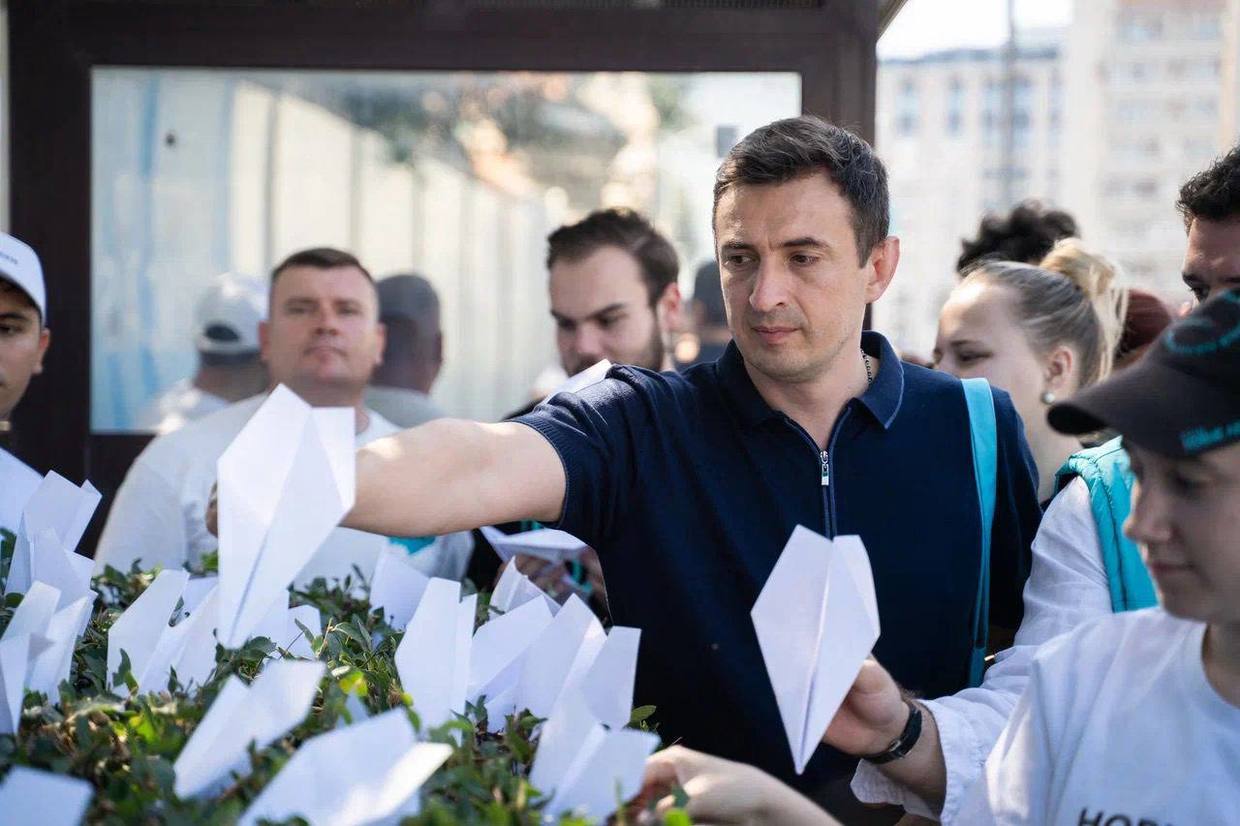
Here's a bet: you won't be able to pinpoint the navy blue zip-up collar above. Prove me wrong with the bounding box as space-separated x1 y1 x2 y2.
715 330 906 432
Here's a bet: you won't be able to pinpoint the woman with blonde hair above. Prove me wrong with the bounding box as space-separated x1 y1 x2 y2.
934 239 1127 501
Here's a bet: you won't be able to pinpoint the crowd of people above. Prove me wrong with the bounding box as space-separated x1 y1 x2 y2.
1 113 1237 824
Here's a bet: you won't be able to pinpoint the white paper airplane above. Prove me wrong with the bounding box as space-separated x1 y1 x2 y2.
174 659 325 799
0 585 58 734
529 691 658 824
369 545 431 629
394 578 476 732
751 527 881 774
479 525 588 565
216 385 355 648
12 584 93 704
0 765 93 826
577 626 640 730
468 596 554 730
4 472 99 610
238 708 452 826
515 595 605 720
540 358 613 405
490 559 560 616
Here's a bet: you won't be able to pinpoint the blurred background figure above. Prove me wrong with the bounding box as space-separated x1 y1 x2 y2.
674 261 732 369
934 241 1126 502
957 200 1079 273
365 273 446 428
135 272 267 435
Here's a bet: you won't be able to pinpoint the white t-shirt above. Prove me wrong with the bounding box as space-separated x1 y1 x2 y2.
363 385 445 429
133 379 230 435
0 447 42 548
95 393 471 584
853 477 1114 820
957 608 1240 824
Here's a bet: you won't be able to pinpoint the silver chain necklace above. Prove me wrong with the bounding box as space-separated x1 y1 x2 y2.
862 350 874 385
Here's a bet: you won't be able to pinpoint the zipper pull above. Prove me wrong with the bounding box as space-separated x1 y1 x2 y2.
821 450 829 487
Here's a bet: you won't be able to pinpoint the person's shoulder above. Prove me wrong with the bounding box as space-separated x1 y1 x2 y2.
362 407 402 442
132 394 264 476
1036 607 1187 673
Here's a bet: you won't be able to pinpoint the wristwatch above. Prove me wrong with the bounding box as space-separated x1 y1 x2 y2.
861 699 923 765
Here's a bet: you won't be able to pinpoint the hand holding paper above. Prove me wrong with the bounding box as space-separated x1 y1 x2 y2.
751 527 880 774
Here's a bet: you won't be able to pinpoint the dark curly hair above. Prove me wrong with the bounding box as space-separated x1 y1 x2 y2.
957 200 1078 274
1176 144 1240 229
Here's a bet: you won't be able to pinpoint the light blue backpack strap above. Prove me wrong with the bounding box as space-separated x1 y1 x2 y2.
961 377 997 687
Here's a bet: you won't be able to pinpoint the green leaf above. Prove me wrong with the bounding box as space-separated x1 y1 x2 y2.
628 705 657 725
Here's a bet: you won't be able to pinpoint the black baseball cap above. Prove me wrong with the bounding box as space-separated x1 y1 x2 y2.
1049 288 1240 457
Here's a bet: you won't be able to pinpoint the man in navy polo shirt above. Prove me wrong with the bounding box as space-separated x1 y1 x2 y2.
346 116 1041 819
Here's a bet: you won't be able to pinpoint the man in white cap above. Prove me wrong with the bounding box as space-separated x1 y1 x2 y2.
135 272 268 434
0 232 51 551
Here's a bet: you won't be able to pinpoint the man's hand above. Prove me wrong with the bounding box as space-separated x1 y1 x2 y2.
638 746 838 826
822 657 910 757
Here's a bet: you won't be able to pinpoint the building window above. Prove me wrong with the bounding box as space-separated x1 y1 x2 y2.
897 77 919 136
946 76 965 136
1118 12 1163 42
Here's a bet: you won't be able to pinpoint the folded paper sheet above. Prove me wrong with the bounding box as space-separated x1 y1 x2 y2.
174 659 325 799
369 545 431 629
394 578 476 731
490 559 559 616
479 525 588 566
529 691 658 824
0 765 93 826
516 595 606 720
216 385 355 648
469 596 554 730
238 708 452 826
751 527 881 774
4 472 100 609
0 609 53 734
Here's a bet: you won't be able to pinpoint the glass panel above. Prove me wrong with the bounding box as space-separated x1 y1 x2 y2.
91 69 800 430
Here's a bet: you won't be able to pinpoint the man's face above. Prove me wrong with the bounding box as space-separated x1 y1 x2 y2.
548 245 672 375
0 282 50 421
259 265 385 404
715 174 897 385
1183 218 1240 304
1125 440 1240 624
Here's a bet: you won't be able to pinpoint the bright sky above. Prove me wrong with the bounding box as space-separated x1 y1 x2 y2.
879 0 1074 59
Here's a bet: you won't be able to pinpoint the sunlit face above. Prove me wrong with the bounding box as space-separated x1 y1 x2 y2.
549 245 669 375
935 279 1063 431
1183 218 1240 304
1125 440 1240 624
0 282 50 421
259 265 385 404
715 174 891 385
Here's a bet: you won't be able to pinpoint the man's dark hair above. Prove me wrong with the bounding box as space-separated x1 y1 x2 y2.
712 115 889 265
957 200 1077 273
1176 144 1240 230
546 208 679 305
272 247 372 283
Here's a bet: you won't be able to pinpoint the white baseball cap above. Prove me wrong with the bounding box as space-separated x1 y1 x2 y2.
0 233 46 322
194 272 267 355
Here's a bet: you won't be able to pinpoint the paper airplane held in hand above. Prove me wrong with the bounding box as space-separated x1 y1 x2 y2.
752 526 880 774
216 384 355 648
479 525 588 566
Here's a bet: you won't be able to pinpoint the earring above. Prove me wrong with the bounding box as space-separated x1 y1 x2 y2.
1041 391 1056 405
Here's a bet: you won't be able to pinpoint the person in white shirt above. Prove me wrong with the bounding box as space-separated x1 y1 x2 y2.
364 273 447 428
0 232 51 551
134 272 269 434
95 247 472 583
956 287 1240 822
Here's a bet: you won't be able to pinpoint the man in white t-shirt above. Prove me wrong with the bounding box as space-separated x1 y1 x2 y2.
95 247 472 583
0 232 51 555
950 288 1240 823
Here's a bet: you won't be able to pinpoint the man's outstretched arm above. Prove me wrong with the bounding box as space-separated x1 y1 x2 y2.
345 419 566 538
